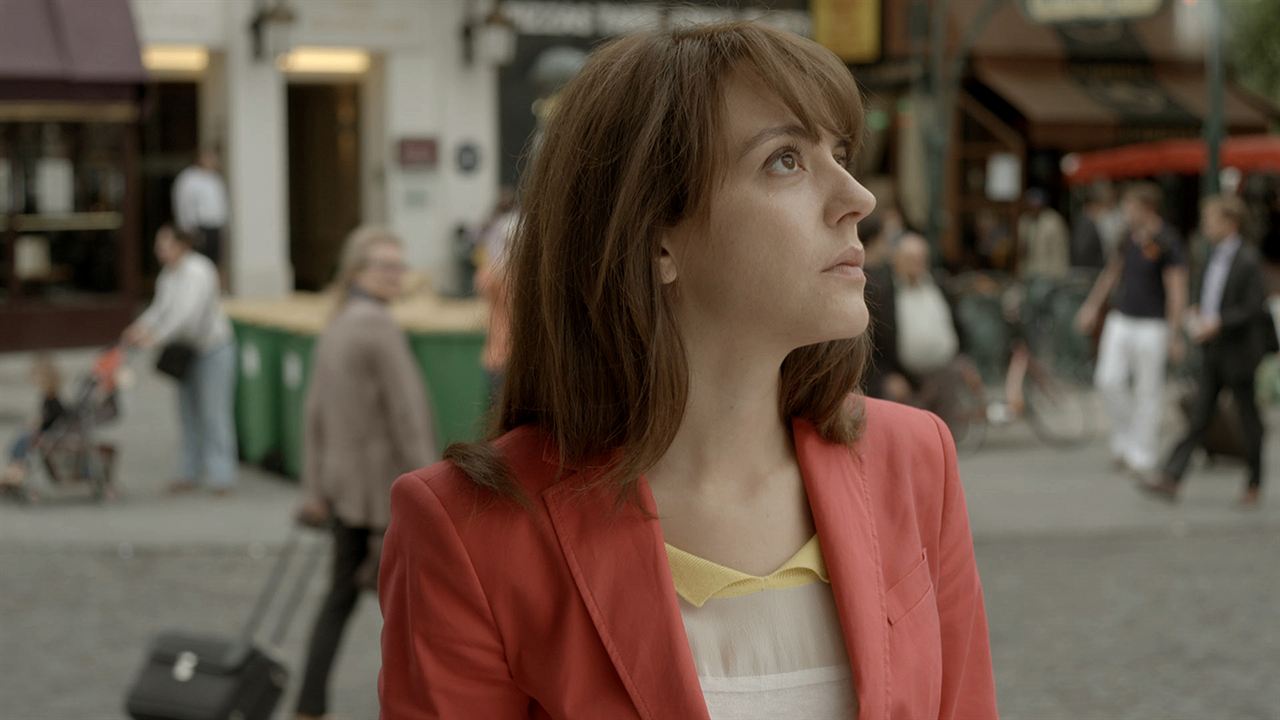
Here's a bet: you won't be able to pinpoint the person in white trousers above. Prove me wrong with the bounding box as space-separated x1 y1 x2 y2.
1075 183 1188 475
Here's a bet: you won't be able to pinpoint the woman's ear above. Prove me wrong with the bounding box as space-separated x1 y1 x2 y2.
658 227 684 285
658 245 679 285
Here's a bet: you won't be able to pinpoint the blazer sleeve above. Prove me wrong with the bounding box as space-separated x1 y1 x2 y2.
379 474 531 719
1218 255 1266 333
929 414 1000 720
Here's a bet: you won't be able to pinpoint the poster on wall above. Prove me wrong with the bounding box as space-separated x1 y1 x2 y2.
35 158 74 214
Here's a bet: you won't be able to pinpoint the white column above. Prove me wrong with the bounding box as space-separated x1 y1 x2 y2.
382 0 499 295
361 55 388 225
199 51 227 151
384 47 446 283
223 0 292 297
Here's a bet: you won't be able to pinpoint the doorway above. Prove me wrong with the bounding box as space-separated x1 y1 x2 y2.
287 82 361 291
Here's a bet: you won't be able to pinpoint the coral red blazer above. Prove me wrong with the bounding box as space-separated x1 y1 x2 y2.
379 398 999 719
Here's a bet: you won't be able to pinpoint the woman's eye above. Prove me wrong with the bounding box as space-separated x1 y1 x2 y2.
834 154 850 168
768 150 801 173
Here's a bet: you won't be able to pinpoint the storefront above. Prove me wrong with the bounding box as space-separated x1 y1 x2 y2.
841 0 1277 268
0 0 146 351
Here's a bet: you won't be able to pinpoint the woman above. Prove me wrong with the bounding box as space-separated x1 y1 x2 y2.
295 227 437 720
122 225 236 494
380 22 997 720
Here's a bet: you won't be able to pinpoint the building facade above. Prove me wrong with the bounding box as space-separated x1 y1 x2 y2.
132 0 504 299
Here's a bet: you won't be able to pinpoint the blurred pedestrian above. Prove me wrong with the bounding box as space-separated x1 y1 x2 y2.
893 233 961 380
1071 188 1109 270
379 22 997 719
121 225 237 495
172 147 229 273
975 207 1014 271
0 355 65 498
1090 182 1126 260
474 190 519 399
294 226 437 720
1142 196 1271 507
861 212 907 400
887 234 976 422
1017 188 1069 279
1076 183 1188 476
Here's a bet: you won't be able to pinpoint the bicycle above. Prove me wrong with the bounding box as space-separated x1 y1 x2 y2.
941 272 1096 453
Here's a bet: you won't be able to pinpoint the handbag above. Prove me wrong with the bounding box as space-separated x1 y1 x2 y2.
155 342 197 380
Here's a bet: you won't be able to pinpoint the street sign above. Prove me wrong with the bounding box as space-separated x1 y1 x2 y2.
1019 0 1163 24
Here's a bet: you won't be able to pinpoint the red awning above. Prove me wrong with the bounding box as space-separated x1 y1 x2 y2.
1063 135 1280 185
0 0 144 84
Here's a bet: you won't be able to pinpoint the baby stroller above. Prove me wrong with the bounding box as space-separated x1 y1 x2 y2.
5 348 126 503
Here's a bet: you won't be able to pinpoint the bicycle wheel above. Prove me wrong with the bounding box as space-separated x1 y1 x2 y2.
1023 361 1092 447
934 359 988 455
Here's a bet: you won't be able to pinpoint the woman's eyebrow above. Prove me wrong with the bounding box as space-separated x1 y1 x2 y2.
736 124 809 162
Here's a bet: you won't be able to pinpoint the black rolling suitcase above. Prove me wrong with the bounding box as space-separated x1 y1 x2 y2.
124 531 323 720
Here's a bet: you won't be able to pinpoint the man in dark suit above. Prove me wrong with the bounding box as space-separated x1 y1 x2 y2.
1143 195 1272 507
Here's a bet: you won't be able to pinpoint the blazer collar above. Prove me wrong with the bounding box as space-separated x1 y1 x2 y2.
541 418 888 720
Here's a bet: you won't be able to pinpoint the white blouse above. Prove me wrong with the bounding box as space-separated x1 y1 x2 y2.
666 536 858 719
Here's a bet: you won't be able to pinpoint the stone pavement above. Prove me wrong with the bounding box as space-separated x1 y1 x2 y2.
1 350 1277 719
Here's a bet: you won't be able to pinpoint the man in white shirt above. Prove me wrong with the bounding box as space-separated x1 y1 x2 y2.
172 148 229 272
893 234 960 378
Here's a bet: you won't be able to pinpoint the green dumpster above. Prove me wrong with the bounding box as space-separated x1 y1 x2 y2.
232 321 285 465
279 331 318 480
409 331 489 450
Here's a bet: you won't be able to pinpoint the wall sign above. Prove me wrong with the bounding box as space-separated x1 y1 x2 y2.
397 138 438 170
456 143 481 174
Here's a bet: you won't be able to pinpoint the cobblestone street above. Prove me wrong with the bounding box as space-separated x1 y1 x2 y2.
3 351 1278 719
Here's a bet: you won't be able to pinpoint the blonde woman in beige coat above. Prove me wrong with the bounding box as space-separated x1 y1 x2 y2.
294 226 436 720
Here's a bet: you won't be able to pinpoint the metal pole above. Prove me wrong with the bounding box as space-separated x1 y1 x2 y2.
1204 0 1224 196
925 0 1005 260
926 0 950 254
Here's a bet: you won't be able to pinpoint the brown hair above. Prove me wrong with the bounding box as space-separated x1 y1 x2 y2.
1122 182 1163 214
1203 194 1247 230
447 21 871 505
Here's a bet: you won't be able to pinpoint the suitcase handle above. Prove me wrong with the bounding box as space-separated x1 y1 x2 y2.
238 529 323 649
269 538 325 647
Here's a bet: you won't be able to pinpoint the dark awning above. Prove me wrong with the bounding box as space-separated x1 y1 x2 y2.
0 0 145 84
974 58 1275 150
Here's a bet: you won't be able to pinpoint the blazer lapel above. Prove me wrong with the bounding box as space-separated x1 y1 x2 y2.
543 476 709 720
794 419 889 720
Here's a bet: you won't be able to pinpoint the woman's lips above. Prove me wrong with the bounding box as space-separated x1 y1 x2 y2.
825 264 865 280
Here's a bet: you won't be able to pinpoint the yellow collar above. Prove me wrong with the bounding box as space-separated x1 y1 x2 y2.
665 535 830 608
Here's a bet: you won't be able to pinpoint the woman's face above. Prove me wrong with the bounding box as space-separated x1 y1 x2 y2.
355 242 407 302
154 230 183 266
661 72 876 355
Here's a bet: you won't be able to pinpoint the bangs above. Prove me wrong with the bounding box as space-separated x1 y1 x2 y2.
716 24 865 152
735 32 865 153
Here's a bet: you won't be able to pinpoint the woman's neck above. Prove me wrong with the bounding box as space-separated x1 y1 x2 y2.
647 335 794 497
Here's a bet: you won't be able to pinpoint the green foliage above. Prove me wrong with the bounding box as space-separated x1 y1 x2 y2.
1226 0 1280 104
